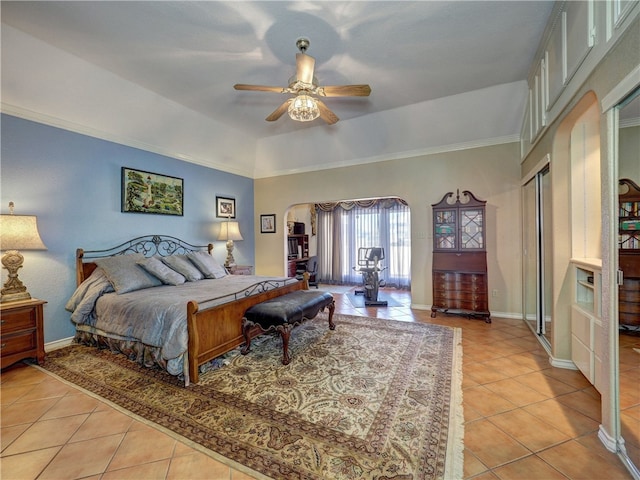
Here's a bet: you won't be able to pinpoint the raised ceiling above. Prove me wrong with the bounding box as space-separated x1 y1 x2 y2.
1 1 555 177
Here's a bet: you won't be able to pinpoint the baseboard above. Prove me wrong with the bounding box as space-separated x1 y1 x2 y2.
488 311 522 320
598 424 617 453
549 356 577 370
411 304 522 320
45 336 74 352
411 303 430 311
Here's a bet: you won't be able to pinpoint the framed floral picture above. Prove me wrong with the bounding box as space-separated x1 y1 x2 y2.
260 214 276 233
216 196 236 218
121 167 183 216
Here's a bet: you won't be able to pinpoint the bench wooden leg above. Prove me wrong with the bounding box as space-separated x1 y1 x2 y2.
278 324 293 365
241 319 261 355
327 300 336 330
241 321 252 355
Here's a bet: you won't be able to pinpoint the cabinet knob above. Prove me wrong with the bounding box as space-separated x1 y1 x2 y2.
1 343 5 349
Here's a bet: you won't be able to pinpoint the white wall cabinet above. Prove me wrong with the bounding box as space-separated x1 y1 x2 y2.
520 0 639 157
570 260 603 392
528 1 594 142
565 1 595 85
546 12 564 109
529 57 548 141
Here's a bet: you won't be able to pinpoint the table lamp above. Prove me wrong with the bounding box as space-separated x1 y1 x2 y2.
217 217 243 267
0 202 47 303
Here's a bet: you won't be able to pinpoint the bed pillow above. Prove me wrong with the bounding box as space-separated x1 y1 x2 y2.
137 256 186 286
187 251 228 279
161 254 204 282
94 253 162 294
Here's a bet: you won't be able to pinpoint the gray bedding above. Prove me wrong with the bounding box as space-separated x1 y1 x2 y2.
66 270 298 375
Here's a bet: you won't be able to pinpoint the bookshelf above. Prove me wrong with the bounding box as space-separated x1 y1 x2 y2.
287 234 309 277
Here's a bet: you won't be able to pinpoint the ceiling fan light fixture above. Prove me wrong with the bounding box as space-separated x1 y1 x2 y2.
234 37 370 124
288 94 319 122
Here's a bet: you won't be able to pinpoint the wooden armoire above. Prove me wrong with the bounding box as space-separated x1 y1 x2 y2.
431 190 491 323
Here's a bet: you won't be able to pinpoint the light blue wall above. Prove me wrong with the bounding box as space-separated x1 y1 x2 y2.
1 114 254 344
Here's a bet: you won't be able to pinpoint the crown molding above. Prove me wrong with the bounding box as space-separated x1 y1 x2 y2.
1 103 254 179
253 134 520 179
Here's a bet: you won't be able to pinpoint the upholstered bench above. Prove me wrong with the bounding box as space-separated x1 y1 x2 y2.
241 290 335 365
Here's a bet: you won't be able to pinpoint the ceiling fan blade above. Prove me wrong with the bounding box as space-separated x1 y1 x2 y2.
319 85 372 97
234 84 285 93
296 53 315 84
316 100 339 125
265 99 292 122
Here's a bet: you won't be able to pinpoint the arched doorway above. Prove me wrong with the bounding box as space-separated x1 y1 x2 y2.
285 197 412 292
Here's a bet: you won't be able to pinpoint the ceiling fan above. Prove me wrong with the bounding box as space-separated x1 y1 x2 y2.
233 38 371 125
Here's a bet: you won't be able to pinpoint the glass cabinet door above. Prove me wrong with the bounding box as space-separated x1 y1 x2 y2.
432 190 486 253
460 208 484 249
434 209 457 249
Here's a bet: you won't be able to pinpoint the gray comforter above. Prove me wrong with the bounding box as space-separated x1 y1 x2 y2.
66 270 298 371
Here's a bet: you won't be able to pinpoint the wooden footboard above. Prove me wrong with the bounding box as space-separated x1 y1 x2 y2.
186 275 309 384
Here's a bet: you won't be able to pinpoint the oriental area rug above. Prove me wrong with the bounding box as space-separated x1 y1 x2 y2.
40 313 463 480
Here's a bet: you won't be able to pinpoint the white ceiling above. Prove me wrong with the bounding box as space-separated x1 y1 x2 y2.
1 1 555 177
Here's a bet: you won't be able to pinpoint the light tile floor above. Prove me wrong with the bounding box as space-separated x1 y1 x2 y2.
1 288 635 479
619 328 640 471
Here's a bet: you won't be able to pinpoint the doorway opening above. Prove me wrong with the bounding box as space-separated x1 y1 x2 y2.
285 197 411 301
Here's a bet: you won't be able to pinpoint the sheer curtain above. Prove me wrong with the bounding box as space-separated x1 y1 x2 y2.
316 199 411 288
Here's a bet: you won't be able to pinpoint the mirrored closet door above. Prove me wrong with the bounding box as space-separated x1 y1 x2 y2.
523 164 553 347
616 88 640 477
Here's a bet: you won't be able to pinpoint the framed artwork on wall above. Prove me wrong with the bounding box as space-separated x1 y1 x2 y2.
216 196 236 218
261 214 276 233
121 167 183 216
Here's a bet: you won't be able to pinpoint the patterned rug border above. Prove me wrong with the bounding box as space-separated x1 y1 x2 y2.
37 314 464 480
32 361 272 480
445 325 464 480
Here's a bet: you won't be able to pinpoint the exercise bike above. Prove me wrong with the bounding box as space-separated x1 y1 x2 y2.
353 247 388 306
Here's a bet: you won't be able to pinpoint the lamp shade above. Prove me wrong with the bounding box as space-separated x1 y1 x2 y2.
217 221 243 241
0 215 47 251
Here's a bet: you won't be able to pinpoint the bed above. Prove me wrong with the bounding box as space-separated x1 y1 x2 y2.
68 235 307 385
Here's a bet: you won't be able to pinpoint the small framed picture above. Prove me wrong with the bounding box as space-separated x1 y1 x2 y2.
216 196 236 218
260 214 276 233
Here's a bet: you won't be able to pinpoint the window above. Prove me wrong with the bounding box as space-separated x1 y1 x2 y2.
316 199 411 288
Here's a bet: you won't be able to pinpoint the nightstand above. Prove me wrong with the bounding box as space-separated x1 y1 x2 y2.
227 265 253 275
1 298 46 369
